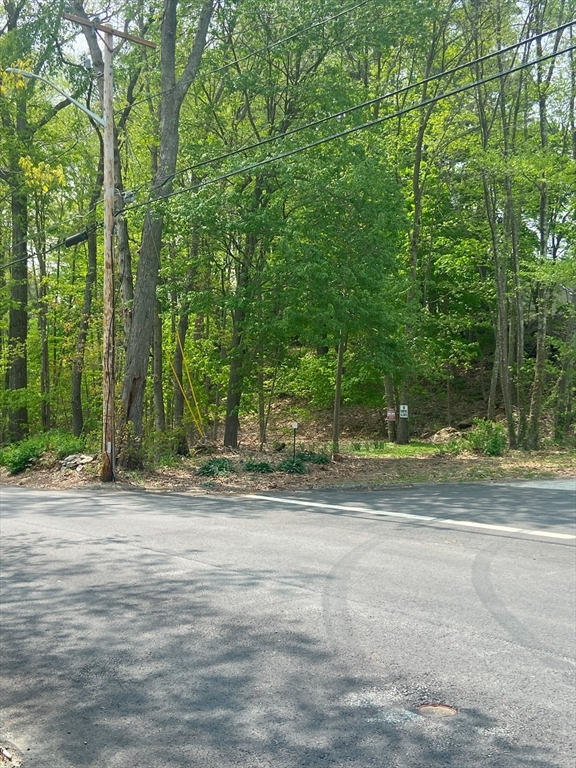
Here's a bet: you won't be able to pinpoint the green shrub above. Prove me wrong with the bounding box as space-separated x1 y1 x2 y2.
0 437 44 475
197 457 235 476
466 419 507 456
439 438 465 456
277 456 308 474
295 451 330 465
47 431 86 460
118 433 145 470
144 430 185 467
243 459 275 473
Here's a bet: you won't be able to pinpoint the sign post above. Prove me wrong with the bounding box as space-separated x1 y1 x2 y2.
291 422 298 461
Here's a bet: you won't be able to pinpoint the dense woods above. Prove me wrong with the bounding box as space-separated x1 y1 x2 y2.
1 0 574 474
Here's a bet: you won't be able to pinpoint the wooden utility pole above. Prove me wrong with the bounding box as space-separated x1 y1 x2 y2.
101 27 115 482
63 13 155 481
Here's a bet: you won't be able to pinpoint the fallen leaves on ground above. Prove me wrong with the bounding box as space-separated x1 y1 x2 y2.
1 447 574 494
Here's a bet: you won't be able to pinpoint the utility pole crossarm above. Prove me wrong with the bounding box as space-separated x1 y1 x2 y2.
62 12 157 48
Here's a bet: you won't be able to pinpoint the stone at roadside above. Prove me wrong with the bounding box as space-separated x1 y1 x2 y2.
60 454 96 470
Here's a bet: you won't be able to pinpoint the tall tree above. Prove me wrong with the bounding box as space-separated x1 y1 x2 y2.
0 0 75 439
120 0 214 451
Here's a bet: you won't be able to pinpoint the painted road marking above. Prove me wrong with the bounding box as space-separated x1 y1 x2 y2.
246 495 436 521
247 495 576 540
436 519 522 532
524 530 576 539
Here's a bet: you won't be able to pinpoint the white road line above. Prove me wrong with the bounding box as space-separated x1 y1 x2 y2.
437 519 522 533
246 495 437 521
247 494 576 540
524 530 576 539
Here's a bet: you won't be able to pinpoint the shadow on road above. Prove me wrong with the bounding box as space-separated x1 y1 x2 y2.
1 521 564 768
273 481 576 530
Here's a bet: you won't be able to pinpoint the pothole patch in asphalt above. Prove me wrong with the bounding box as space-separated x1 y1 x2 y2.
417 703 458 718
341 689 459 724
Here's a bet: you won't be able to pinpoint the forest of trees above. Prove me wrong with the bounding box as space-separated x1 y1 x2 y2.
1 0 575 475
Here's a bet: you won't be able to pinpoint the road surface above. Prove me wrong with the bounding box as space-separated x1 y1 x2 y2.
1 479 575 767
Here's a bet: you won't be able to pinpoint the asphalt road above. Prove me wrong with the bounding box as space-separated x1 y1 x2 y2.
1 479 575 768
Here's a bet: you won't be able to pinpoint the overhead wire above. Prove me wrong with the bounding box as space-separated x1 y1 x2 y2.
123 41 576 217
164 20 576 190
114 0 377 117
0 215 102 271
2 24 574 270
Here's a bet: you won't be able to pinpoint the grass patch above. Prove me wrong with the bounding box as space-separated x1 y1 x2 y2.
0 430 93 475
47 431 87 460
348 441 438 458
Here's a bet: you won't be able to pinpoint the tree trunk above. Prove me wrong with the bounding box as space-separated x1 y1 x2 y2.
525 18 556 450
331 331 347 457
71 153 103 436
173 314 189 432
554 289 576 442
153 298 166 432
223 304 245 448
384 375 396 442
37 245 50 431
121 0 213 440
396 381 409 444
7 188 29 441
526 285 548 449
258 363 266 450
259 351 280 452
71 228 98 436
482 174 517 448
505 172 526 442
487 336 499 420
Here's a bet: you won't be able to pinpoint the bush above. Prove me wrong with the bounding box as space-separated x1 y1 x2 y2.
197 457 235 476
443 438 465 455
277 456 308 474
295 451 330 465
466 419 507 456
47 431 86 460
118 434 145 470
243 459 275 473
0 437 44 475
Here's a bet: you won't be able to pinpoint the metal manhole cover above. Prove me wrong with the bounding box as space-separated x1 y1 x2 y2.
417 703 458 718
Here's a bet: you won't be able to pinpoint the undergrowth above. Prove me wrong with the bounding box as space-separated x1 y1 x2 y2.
243 459 275 473
197 457 235 476
277 456 308 474
0 430 92 475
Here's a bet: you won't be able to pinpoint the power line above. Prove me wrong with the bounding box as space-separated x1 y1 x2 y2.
0 217 101 271
2 2 374 209
164 20 575 189
3 30 574 269
123 43 576 216
114 0 377 117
